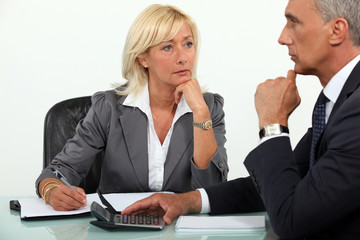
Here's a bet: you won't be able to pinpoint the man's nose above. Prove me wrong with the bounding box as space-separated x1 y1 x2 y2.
278 27 292 45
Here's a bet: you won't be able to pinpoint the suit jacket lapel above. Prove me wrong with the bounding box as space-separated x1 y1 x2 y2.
163 113 193 188
328 60 360 124
316 60 360 161
119 106 149 192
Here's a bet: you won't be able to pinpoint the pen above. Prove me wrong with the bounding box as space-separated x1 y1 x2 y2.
53 169 77 192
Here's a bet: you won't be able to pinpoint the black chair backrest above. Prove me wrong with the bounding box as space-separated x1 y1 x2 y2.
43 96 102 193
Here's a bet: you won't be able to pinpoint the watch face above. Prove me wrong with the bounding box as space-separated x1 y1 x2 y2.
264 124 281 137
204 120 212 129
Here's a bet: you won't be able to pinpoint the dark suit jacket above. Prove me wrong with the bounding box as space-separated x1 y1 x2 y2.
206 61 360 240
36 90 228 194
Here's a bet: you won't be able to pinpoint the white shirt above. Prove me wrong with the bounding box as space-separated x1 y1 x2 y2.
123 83 192 191
199 54 360 213
323 54 360 120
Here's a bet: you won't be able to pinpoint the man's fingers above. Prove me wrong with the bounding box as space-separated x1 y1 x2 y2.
122 198 156 215
287 70 297 82
122 203 141 215
163 208 178 224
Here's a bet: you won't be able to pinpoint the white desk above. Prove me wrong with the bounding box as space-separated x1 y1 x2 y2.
2 196 280 240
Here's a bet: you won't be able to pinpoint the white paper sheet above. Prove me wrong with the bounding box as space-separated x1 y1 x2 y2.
103 192 171 211
175 215 266 233
18 192 169 219
18 193 100 219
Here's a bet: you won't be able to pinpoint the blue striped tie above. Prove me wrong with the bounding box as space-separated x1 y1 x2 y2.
310 91 329 168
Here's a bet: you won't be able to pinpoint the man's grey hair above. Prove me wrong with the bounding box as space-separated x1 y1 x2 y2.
314 0 360 46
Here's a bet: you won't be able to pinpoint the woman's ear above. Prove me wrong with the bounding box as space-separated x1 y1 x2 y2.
329 17 348 45
138 54 148 68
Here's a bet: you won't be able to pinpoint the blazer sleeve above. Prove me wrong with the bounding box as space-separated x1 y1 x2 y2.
205 177 265 215
244 91 360 239
190 93 228 188
35 92 110 195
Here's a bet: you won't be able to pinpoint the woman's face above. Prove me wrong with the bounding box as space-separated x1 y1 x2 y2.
141 22 195 88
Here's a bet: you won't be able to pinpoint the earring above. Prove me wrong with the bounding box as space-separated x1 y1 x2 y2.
144 65 148 68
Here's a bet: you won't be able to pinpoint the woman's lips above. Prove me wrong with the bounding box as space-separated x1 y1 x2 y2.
174 70 189 76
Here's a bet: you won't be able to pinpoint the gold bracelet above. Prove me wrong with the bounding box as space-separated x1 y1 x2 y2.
41 181 58 198
43 184 59 205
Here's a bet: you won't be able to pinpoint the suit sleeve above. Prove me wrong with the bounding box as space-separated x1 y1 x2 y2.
35 92 110 195
204 177 265 215
190 93 228 188
244 92 360 239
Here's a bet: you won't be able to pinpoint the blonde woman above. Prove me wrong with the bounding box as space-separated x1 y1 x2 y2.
36 4 228 211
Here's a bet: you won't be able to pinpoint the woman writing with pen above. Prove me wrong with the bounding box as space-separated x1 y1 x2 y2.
36 4 228 211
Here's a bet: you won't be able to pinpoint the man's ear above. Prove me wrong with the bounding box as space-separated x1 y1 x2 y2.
329 17 348 45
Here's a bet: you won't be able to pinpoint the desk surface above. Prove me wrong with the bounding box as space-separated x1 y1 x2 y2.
1 196 280 240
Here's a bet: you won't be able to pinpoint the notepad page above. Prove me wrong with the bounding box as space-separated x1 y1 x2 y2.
18 193 100 219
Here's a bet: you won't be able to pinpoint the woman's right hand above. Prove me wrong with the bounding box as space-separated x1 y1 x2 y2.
40 178 87 211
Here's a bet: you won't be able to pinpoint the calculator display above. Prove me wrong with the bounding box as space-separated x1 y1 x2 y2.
91 201 111 222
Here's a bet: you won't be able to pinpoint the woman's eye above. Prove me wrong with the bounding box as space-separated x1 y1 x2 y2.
186 41 193 48
163 45 172 51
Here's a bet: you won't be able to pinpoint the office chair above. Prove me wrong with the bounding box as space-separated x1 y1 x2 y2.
43 96 103 193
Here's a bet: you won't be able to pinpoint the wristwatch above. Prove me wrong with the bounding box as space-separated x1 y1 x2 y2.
193 120 212 130
259 123 289 138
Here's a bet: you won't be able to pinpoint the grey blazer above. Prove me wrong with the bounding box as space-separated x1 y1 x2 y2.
36 90 228 194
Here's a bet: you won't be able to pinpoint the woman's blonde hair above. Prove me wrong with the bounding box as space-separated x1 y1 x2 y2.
115 4 199 96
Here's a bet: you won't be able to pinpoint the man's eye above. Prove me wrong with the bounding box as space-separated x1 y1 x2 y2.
290 18 297 24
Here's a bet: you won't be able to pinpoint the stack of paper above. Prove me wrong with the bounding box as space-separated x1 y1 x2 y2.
175 215 266 233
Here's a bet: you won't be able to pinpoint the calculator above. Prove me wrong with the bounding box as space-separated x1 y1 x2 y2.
90 201 165 230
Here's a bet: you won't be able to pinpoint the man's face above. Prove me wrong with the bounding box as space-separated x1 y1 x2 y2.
278 0 332 76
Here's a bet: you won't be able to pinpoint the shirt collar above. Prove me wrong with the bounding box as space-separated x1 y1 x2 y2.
324 54 360 103
123 82 151 116
122 82 192 119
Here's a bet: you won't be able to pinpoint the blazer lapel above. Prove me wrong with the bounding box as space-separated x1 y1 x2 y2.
163 113 193 188
316 60 360 161
328 60 360 123
119 106 149 192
